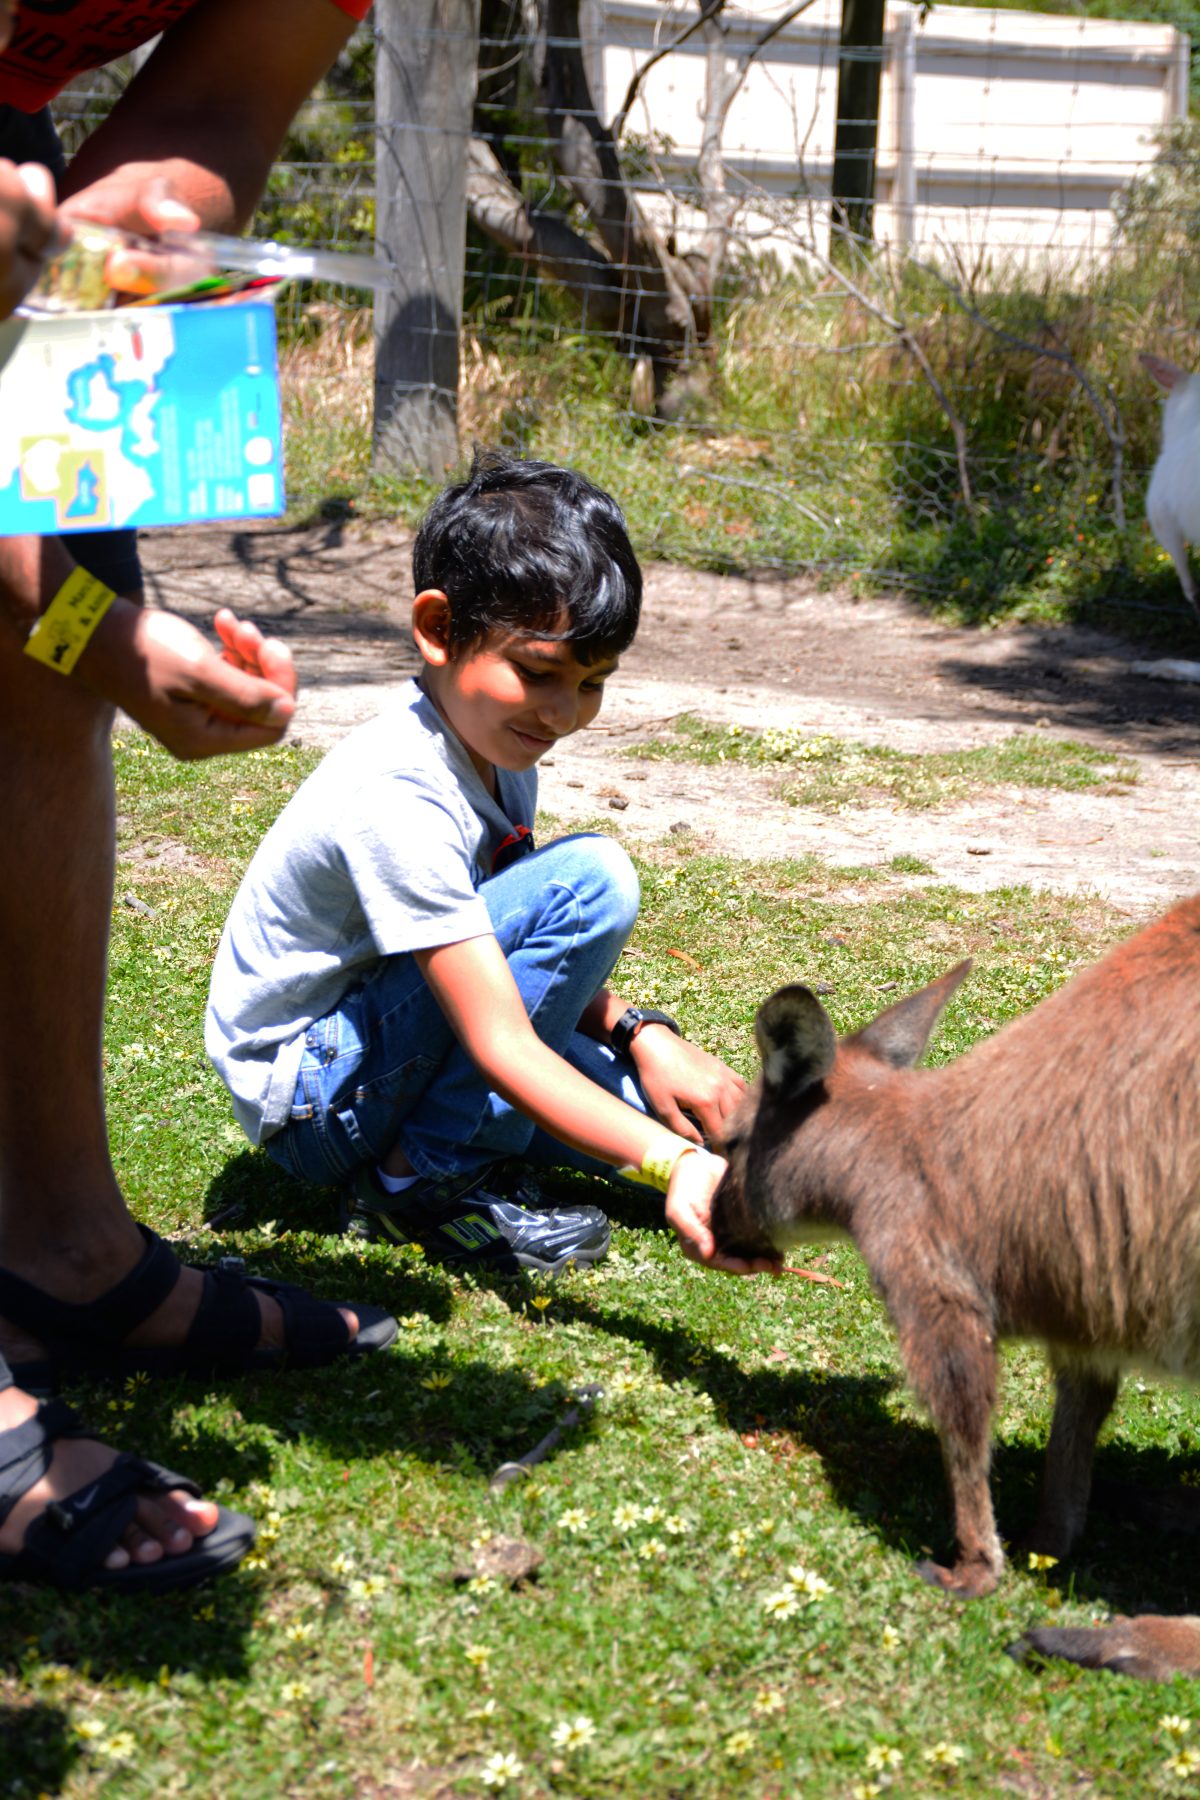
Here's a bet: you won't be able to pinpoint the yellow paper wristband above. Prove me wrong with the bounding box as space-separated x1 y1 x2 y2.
619 1136 699 1194
24 567 117 675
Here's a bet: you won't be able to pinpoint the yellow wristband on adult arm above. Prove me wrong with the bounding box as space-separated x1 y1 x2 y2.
619 1134 700 1194
24 567 117 675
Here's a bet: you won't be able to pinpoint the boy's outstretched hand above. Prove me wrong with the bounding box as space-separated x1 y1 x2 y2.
630 1028 745 1145
665 1148 781 1276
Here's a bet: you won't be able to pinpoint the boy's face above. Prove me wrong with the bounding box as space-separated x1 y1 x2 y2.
420 607 618 785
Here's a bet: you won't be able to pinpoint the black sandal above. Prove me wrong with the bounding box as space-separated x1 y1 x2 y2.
0 1225 397 1393
0 1397 254 1593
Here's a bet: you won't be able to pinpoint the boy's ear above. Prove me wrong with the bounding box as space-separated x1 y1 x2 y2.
412 590 454 665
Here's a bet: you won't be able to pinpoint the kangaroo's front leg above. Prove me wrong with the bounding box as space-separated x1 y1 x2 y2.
895 1300 1002 1597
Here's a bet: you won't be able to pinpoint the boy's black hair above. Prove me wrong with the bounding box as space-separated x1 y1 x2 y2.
412 449 642 663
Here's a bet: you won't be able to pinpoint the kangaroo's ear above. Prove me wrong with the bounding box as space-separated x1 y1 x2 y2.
1141 352 1189 392
754 985 837 1100
850 959 972 1070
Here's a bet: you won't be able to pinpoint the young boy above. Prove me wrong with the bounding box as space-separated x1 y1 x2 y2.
206 453 774 1278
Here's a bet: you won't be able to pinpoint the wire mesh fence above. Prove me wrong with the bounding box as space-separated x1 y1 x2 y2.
51 5 1200 618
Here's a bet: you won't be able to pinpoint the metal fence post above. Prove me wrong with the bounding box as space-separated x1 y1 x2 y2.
373 0 478 478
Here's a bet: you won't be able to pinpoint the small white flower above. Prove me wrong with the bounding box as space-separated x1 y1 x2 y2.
1162 1717 1193 1740
637 1537 667 1562
550 1714 596 1751
612 1501 642 1530
762 1588 800 1620
786 1564 831 1600
479 1749 524 1788
557 1507 591 1535
663 1515 691 1536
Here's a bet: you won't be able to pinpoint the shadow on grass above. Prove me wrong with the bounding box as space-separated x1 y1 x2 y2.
201 1151 1200 1628
0 1700 79 1798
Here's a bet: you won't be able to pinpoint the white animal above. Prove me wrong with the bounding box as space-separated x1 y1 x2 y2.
1142 352 1200 619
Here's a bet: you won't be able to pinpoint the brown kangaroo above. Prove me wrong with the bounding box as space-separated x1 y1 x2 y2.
711 894 1200 1679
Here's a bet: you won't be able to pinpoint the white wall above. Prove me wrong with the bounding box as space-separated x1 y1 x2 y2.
593 0 1188 269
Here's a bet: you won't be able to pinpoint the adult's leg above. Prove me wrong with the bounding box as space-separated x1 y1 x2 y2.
0 540 357 1366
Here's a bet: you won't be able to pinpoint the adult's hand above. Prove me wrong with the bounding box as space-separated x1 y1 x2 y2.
77 596 296 760
630 1028 746 1145
0 160 62 317
665 1148 781 1276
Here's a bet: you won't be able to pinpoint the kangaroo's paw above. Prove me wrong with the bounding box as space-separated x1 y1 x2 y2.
915 1557 999 1599
1009 1616 1200 1681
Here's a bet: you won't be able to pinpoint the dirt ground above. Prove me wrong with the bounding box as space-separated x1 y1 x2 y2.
139 517 1200 915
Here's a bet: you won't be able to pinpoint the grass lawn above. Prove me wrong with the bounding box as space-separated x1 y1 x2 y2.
3 735 1197 1799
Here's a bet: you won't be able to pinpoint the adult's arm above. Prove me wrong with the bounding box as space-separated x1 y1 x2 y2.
0 536 296 759
0 160 59 315
59 0 360 234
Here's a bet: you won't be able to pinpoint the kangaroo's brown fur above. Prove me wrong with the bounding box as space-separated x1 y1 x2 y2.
711 895 1200 1677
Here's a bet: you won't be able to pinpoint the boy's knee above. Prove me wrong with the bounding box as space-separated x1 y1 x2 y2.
556 833 640 931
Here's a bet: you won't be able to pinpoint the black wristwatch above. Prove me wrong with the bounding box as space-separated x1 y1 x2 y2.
611 1005 681 1059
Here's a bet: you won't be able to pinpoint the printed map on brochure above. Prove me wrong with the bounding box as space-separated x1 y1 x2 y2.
0 298 283 534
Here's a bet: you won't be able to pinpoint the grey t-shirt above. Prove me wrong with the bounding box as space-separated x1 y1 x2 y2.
205 678 537 1145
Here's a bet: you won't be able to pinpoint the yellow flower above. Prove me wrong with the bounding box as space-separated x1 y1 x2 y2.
556 1508 591 1535
280 1681 309 1704
663 1515 691 1536
637 1537 667 1562
1162 1717 1193 1739
464 1644 492 1669
609 1372 640 1396
467 1574 496 1596
284 1621 315 1644
751 1688 785 1716
640 1503 664 1524
550 1714 596 1751
349 1575 387 1600
96 1730 136 1762
612 1501 641 1530
724 1729 755 1758
421 1371 453 1391
73 1719 107 1742
851 1785 882 1800
1026 1551 1058 1571
762 1588 799 1620
923 1741 968 1768
400 1314 425 1331
879 1624 901 1652
1165 1749 1200 1780
865 1744 903 1773
329 1551 356 1578
530 1294 552 1312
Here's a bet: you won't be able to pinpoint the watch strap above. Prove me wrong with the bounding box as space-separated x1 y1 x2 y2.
611 1006 681 1059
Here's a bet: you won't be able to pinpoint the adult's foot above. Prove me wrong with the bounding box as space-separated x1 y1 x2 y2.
0 1226 365 1386
0 1382 222 1574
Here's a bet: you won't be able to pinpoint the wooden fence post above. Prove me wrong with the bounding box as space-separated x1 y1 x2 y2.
373 0 478 477
829 0 886 259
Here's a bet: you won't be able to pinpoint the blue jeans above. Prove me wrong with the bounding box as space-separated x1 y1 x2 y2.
265 833 650 1186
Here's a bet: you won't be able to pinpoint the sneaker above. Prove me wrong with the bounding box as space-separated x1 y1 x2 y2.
342 1163 611 1275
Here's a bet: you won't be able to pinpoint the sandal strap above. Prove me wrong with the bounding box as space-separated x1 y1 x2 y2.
183 1267 350 1372
20 1450 200 1585
0 1398 83 1527
253 1277 353 1370
0 1226 179 1349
